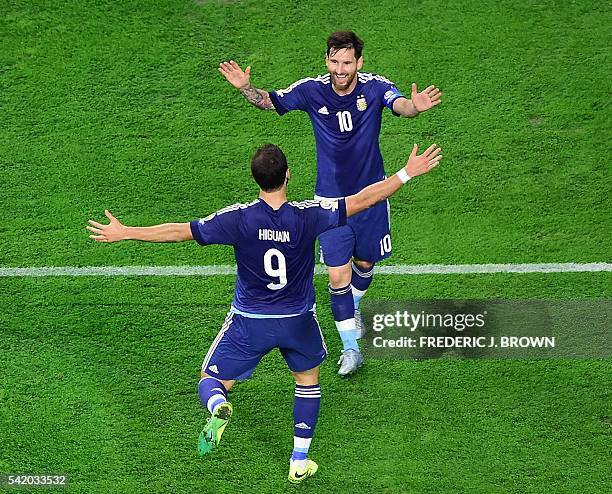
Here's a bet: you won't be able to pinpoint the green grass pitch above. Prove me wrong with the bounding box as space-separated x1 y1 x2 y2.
1 0 610 492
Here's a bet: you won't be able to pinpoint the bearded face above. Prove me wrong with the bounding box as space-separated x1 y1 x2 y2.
325 47 363 93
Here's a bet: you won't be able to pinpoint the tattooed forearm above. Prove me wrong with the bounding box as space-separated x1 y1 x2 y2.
240 84 275 110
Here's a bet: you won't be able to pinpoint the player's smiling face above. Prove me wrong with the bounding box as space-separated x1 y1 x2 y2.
326 47 363 94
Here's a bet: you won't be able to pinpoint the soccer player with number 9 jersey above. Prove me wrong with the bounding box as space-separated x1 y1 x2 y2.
219 31 442 376
87 141 442 482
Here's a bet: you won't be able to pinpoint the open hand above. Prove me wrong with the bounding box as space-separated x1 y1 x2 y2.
87 210 127 243
411 84 442 112
218 60 251 90
405 143 442 178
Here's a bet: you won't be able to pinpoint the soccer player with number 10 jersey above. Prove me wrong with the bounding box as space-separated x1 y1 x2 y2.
219 31 442 375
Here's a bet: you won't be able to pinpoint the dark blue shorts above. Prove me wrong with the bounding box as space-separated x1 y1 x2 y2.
201 310 327 381
318 199 392 266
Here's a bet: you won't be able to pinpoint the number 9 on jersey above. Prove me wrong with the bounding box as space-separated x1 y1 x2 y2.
264 248 288 290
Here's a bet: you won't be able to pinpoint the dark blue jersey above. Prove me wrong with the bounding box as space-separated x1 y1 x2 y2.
269 73 405 197
190 198 347 316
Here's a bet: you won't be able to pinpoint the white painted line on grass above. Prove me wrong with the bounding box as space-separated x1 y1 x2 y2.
374 263 612 274
0 263 610 277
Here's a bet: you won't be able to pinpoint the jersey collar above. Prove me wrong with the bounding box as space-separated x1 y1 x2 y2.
259 198 288 212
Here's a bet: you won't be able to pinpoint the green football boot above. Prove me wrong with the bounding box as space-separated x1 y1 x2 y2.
288 459 318 484
198 402 233 456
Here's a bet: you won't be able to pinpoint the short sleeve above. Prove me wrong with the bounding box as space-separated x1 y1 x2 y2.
269 79 310 115
190 208 241 246
306 198 347 237
377 77 406 116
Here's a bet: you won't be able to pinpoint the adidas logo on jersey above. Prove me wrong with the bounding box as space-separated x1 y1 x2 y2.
317 106 329 115
208 365 219 374
294 422 312 430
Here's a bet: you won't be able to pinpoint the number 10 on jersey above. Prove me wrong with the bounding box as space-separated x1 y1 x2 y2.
336 111 353 132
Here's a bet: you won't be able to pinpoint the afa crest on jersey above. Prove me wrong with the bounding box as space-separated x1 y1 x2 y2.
356 95 367 112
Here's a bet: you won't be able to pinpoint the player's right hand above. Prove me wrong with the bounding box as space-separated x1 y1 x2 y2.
218 60 251 89
405 143 443 178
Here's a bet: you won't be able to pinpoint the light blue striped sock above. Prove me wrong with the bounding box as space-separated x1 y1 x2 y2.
198 377 227 414
291 384 320 469
330 284 359 351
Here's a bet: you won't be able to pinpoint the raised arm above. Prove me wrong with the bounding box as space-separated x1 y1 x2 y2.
393 83 442 118
87 210 193 243
218 61 275 111
345 143 442 217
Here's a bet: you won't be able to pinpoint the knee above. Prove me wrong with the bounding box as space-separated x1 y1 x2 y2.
200 372 235 392
292 367 320 386
328 264 352 288
353 258 374 271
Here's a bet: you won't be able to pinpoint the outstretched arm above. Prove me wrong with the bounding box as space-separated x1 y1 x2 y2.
218 60 275 111
393 83 442 117
87 210 193 243
345 143 442 217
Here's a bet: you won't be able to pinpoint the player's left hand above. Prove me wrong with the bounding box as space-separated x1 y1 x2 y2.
404 143 443 178
411 84 442 112
87 210 126 243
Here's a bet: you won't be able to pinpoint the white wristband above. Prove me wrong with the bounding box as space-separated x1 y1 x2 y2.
396 168 411 184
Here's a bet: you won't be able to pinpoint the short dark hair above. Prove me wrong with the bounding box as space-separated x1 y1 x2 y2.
251 144 288 192
326 31 364 59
